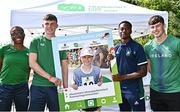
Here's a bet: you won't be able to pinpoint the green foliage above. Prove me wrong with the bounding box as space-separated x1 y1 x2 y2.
113 39 122 45
113 35 154 46
168 12 180 37
121 0 138 5
134 35 154 45
120 0 180 38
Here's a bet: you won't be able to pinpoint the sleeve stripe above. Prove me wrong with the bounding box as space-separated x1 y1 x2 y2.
137 61 148 66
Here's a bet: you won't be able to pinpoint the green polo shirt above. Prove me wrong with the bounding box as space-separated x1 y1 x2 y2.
0 44 29 85
29 36 67 86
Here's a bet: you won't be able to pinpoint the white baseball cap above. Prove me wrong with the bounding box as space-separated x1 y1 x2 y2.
80 48 93 57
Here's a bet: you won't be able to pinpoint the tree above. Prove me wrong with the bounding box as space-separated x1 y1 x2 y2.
120 0 180 43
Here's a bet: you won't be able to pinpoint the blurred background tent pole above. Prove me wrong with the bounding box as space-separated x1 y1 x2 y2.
86 26 89 33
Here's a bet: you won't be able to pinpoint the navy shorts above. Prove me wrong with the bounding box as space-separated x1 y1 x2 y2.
28 85 59 111
0 83 29 111
119 89 145 111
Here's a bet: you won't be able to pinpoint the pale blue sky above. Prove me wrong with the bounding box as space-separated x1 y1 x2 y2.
0 0 58 44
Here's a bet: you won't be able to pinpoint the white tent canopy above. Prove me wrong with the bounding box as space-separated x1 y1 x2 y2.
10 0 168 39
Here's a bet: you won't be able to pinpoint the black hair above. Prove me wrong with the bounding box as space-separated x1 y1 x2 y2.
10 26 25 38
104 32 110 36
43 14 58 22
118 21 132 29
148 15 164 25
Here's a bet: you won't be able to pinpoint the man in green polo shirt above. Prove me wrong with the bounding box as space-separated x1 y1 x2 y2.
28 14 68 111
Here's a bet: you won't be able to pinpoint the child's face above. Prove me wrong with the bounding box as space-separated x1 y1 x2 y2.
80 55 93 66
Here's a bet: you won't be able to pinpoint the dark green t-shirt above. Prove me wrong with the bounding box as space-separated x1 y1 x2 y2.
0 44 29 85
29 36 67 86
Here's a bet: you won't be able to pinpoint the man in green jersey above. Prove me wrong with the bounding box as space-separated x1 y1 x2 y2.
0 26 30 111
28 14 68 111
144 15 180 111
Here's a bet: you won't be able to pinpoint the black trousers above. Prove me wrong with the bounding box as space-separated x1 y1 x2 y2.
150 88 180 111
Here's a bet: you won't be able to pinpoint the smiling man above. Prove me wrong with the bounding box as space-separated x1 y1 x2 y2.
28 14 68 111
144 15 180 111
111 21 147 111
